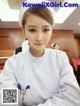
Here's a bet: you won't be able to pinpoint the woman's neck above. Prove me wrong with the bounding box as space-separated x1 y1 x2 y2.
29 47 45 57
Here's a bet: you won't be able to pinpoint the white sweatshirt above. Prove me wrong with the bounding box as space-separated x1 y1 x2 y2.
0 48 80 106
22 40 29 52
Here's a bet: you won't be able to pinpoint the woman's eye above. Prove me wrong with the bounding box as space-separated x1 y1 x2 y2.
29 29 36 32
43 29 50 32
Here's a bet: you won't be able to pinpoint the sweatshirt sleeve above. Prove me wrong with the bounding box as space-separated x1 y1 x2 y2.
0 56 18 105
37 52 80 106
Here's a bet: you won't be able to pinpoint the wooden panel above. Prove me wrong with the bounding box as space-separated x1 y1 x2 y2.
0 28 26 50
0 37 13 50
0 50 14 57
74 37 80 57
0 50 14 65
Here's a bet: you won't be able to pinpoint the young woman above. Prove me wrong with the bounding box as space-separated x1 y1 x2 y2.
0 0 80 106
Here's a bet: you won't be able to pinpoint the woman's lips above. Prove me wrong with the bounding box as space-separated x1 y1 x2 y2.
34 43 43 45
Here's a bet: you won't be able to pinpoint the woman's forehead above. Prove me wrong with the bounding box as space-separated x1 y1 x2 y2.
24 14 52 27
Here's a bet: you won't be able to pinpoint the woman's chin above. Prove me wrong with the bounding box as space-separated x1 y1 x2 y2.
33 46 45 51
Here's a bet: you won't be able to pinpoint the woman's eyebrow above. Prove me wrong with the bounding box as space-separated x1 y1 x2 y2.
42 26 51 28
27 25 37 28
27 25 51 28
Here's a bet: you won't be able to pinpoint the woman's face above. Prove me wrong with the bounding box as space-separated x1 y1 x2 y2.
22 14 52 52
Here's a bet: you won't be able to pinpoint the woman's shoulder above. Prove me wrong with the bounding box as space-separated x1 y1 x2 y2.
45 48 68 64
7 51 27 65
45 48 66 56
45 48 69 69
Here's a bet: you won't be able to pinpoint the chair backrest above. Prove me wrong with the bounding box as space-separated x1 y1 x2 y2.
15 47 22 54
72 58 80 71
0 65 4 70
0 65 4 73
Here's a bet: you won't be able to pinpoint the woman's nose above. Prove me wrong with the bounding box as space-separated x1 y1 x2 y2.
36 31 43 41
